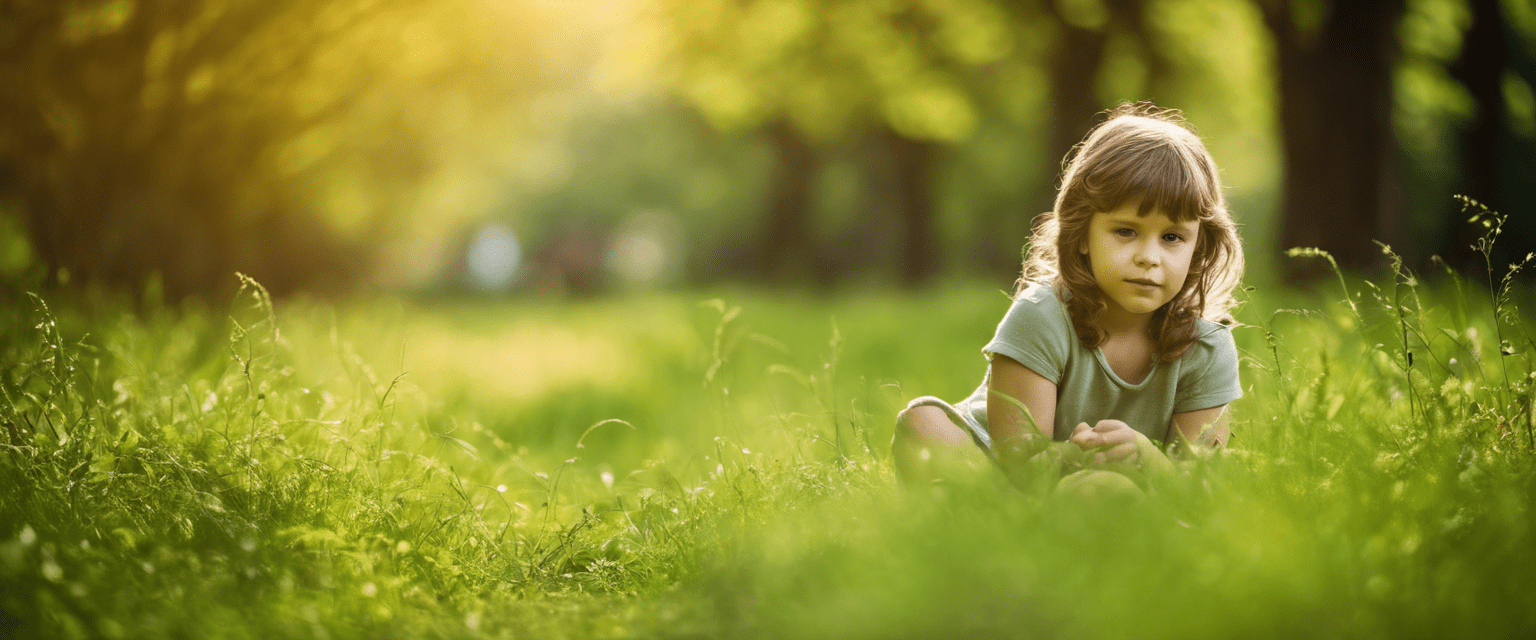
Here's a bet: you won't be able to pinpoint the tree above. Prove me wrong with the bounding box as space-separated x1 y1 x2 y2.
1038 0 1170 209
637 0 1018 286
1438 0 1536 271
1258 0 1408 274
0 0 540 297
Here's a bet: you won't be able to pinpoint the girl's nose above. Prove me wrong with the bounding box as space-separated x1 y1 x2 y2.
1134 246 1158 268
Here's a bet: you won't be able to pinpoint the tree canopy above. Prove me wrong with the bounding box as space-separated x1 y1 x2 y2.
1 0 1532 295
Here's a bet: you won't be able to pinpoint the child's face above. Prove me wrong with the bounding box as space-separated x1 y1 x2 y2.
1082 202 1200 320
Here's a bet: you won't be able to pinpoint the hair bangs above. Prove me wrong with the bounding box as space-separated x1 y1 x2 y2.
1102 141 1212 224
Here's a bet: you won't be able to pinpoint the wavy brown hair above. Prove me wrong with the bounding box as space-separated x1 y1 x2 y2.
1017 102 1244 361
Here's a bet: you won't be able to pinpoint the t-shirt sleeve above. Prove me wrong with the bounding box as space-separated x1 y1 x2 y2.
1174 325 1244 413
982 284 1072 384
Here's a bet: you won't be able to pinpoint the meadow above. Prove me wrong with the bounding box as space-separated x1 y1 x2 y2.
3 221 1536 638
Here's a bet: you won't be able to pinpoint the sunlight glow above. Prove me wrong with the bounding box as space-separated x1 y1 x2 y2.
606 210 682 287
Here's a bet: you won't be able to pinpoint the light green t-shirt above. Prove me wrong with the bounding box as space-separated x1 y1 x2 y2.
954 282 1242 446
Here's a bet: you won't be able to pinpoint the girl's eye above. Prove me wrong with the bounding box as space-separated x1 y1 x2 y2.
1162 233 1185 243
1114 228 1135 238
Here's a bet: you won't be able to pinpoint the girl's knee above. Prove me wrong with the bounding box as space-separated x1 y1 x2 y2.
893 406 923 435
892 406 926 443
894 406 988 487
895 405 970 446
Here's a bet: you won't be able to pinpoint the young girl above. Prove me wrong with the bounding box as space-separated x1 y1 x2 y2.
894 103 1244 483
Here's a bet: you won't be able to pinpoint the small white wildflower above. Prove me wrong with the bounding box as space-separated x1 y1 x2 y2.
600 472 614 489
361 582 377 597
465 612 481 631
496 484 507 493
41 561 62 582
396 541 411 553
18 525 35 546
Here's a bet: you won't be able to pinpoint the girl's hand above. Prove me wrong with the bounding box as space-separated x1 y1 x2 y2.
1069 420 1138 463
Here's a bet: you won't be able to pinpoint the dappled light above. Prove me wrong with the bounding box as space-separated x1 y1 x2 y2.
13 0 1532 296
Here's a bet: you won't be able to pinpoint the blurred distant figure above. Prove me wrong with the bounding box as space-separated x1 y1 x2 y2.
466 223 523 291
529 229 607 296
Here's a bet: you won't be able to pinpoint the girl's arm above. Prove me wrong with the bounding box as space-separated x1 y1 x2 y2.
987 355 1061 484
1170 405 1230 454
986 354 1057 443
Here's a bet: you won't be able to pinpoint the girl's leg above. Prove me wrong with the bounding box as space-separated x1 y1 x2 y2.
892 405 988 486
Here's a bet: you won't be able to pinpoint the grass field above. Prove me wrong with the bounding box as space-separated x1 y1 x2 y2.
4 237 1536 638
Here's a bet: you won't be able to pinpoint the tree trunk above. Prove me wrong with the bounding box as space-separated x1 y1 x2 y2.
1440 0 1508 270
1265 0 1406 276
1045 21 1109 184
867 126 941 288
1039 0 1147 209
758 119 818 281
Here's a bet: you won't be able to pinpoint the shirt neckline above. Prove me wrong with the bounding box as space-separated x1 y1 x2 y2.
1093 346 1158 389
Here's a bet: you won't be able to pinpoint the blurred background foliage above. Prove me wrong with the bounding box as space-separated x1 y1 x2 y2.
1 0 1533 299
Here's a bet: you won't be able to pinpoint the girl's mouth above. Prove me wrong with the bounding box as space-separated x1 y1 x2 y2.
1125 278 1159 288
